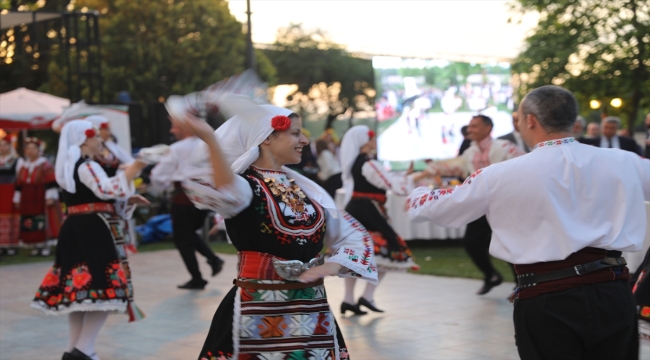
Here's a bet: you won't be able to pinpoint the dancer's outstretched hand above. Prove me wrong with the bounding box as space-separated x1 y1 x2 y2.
127 194 151 205
173 114 215 144
299 263 342 283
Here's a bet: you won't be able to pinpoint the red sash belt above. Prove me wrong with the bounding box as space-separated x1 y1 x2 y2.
514 247 629 300
67 202 115 215
238 251 287 281
172 182 193 206
352 191 387 204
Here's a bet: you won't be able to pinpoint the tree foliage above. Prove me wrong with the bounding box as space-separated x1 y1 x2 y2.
2 0 276 105
510 0 650 130
263 23 375 124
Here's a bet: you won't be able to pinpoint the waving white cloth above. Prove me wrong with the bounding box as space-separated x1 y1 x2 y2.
55 120 94 193
339 125 372 207
179 96 339 217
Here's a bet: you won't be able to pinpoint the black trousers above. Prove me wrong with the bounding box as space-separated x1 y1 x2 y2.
462 216 500 280
170 203 219 281
514 281 638 360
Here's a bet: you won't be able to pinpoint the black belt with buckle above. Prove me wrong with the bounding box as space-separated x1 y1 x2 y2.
516 256 627 288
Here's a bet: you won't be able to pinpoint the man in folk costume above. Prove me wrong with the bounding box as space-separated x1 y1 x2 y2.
14 137 62 256
85 115 134 177
408 85 649 359
150 116 225 290
425 115 525 294
0 133 21 255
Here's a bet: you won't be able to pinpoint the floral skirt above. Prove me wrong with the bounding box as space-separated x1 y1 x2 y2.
346 197 419 271
199 281 349 360
31 212 133 315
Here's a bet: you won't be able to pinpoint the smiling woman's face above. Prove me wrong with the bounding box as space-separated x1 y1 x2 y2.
266 116 309 165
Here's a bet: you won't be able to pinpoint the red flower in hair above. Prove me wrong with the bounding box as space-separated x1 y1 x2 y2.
99 122 109 130
367 130 375 139
271 115 291 131
25 137 42 146
85 128 96 138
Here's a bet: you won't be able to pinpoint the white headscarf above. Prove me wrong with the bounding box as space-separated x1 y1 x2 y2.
56 120 94 193
186 98 338 217
340 125 372 207
85 115 109 129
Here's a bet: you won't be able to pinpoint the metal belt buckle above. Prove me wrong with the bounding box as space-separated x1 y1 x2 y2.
272 257 325 281
574 265 583 275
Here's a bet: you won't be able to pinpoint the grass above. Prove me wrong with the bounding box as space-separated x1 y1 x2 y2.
408 245 515 282
0 239 515 283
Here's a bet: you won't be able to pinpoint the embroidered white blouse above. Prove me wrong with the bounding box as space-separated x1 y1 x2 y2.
77 160 136 219
181 166 379 283
407 137 650 264
360 158 415 195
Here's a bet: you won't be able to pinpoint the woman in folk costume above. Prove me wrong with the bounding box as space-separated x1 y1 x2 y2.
0 134 21 255
339 125 423 314
13 136 62 256
31 120 149 360
85 115 134 177
166 89 378 360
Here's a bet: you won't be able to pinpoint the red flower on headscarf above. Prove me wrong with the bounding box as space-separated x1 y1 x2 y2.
271 115 291 131
85 128 96 138
99 122 109 130
367 130 375 139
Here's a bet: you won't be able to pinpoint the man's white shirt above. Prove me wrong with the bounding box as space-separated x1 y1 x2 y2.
409 138 650 264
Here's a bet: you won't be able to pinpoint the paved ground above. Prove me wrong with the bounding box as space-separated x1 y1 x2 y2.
1 250 648 360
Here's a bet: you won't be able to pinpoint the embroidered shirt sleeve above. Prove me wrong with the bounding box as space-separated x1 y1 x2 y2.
181 167 253 218
324 210 378 284
43 162 59 200
407 168 490 227
78 160 135 200
361 159 414 195
149 151 177 191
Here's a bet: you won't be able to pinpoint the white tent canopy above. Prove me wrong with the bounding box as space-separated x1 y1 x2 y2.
0 88 70 129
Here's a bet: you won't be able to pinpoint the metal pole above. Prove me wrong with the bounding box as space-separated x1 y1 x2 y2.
245 0 255 70
95 13 103 103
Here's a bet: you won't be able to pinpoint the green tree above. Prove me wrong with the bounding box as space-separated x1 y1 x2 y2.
262 23 375 128
510 0 650 132
2 0 276 104
73 0 275 103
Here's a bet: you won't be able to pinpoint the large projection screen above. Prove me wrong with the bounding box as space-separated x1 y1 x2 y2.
374 56 515 163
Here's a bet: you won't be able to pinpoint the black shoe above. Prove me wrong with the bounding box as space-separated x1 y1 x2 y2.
357 297 384 313
208 257 224 277
477 274 503 295
66 349 93 360
177 279 208 290
340 302 367 315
